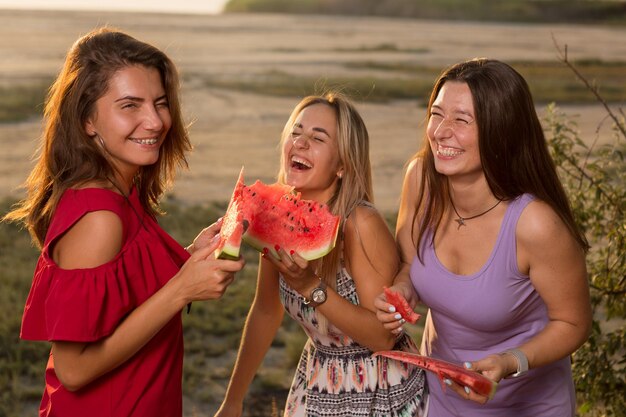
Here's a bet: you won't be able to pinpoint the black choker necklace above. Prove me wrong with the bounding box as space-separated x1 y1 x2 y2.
449 194 502 230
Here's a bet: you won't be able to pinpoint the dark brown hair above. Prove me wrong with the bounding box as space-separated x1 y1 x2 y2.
412 58 588 261
4 27 191 248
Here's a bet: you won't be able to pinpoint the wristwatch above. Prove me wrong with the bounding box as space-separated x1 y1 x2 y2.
303 279 327 307
503 348 529 378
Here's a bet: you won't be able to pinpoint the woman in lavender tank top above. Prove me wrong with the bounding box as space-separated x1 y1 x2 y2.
375 59 592 417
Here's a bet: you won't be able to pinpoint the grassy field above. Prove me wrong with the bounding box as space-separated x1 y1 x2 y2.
3 60 625 124
194 59 626 105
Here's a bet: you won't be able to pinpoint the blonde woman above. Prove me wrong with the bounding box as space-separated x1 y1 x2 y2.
215 93 427 417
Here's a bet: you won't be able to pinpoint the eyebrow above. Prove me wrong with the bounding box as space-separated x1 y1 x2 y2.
431 104 473 118
293 123 331 136
114 94 168 103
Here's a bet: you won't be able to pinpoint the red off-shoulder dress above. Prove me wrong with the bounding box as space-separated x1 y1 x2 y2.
21 187 190 417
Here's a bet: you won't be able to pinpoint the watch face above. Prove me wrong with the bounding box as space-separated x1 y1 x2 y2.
312 289 326 303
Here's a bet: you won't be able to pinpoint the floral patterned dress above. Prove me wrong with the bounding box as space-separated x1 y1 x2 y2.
279 257 427 417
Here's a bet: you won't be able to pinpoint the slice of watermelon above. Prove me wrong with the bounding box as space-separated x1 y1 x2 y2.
383 287 420 324
215 199 244 260
215 168 246 260
373 350 498 400
215 168 340 261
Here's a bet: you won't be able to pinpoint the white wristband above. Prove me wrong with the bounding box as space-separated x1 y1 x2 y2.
503 348 528 378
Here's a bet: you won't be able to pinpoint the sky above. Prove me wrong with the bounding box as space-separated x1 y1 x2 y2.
0 0 229 14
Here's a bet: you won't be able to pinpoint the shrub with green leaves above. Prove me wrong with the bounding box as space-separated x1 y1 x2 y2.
544 54 625 416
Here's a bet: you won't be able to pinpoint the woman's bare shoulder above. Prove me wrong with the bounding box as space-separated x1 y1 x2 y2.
53 209 123 269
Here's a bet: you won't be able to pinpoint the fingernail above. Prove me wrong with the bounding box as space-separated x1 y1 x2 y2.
394 313 402 320
444 378 452 386
388 306 396 313
263 247 269 254
399 318 406 325
464 386 471 395
274 244 280 251
290 249 295 255
464 362 472 369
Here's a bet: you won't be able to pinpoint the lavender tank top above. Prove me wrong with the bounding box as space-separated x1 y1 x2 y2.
411 194 576 417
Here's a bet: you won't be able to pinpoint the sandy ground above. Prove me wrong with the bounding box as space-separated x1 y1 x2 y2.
0 9 624 212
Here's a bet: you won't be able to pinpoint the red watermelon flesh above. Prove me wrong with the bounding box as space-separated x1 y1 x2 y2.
373 350 498 400
214 168 246 260
215 169 340 261
383 287 421 324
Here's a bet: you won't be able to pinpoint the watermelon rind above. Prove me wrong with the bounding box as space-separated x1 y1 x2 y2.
215 167 245 260
216 223 243 260
240 181 340 261
242 220 339 261
217 245 241 261
215 168 341 262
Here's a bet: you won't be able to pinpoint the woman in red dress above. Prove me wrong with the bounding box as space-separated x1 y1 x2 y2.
3 27 245 416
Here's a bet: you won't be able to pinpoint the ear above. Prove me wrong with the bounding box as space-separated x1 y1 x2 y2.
84 119 96 137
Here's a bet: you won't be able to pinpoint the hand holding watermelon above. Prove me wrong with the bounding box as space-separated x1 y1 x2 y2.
373 350 498 402
374 282 420 333
185 217 223 255
174 237 246 303
262 245 320 296
383 286 421 324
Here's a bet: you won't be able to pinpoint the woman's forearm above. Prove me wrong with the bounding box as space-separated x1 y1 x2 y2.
317 289 397 351
52 275 188 391
518 317 591 371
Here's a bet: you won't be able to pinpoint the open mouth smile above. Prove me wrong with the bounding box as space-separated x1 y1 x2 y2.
291 155 312 170
130 137 159 145
436 144 463 157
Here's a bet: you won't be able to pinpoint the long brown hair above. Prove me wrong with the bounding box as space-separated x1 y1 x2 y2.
277 92 373 288
412 58 588 261
3 27 191 248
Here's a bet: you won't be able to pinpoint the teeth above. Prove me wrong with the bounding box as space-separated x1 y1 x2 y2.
291 156 312 168
437 145 463 157
132 138 158 145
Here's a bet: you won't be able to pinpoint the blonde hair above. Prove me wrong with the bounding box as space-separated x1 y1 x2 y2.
277 91 373 290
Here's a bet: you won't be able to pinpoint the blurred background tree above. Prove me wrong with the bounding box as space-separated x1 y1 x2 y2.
545 43 625 417
225 0 626 24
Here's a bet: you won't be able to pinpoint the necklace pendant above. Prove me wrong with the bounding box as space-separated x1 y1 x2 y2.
454 217 466 229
